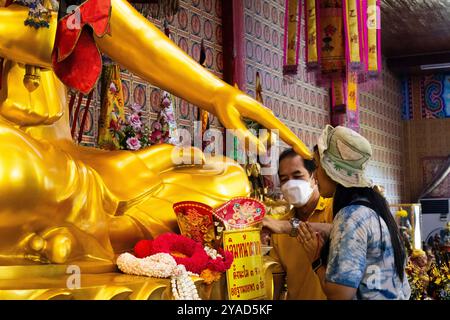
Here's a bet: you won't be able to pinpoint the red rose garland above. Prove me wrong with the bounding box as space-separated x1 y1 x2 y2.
134 233 233 275
207 249 234 272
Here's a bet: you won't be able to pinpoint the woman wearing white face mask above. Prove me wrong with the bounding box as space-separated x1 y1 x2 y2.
262 148 333 300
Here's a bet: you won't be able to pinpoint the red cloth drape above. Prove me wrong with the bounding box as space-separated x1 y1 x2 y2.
52 0 111 94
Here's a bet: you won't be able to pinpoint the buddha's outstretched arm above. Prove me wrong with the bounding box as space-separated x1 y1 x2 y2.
0 5 56 68
95 0 312 159
95 0 222 115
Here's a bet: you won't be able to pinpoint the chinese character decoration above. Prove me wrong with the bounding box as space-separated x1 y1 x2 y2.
293 0 382 130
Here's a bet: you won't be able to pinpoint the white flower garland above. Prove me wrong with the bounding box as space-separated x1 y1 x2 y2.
204 246 222 260
116 252 200 300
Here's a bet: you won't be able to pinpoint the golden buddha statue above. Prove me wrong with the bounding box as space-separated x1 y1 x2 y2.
0 0 311 267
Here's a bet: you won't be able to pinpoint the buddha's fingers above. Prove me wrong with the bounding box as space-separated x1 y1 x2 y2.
237 94 313 160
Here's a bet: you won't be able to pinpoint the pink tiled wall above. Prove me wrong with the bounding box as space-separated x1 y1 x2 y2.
244 0 403 204
244 0 330 151
77 0 404 203
79 0 224 146
359 73 404 204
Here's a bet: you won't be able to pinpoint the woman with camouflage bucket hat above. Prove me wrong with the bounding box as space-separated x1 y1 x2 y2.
297 125 411 300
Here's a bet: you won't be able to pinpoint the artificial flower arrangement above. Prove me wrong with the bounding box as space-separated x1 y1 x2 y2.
116 197 266 300
116 102 153 150
134 233 233 283
395 208 408 218
406 255 430 300
117 233 234 300
407 257 450 300
428 260 450 300
110 91 174 151
406 245 450 300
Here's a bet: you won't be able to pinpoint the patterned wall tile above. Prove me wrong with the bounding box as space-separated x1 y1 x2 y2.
359 71 404 204
77 0 403 203
244 0 403 203
245 0 328 150
81 0 224 148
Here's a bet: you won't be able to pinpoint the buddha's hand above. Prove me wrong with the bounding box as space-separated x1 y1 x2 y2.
212 85 312 159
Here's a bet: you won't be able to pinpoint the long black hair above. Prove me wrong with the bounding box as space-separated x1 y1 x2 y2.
332 184 406 281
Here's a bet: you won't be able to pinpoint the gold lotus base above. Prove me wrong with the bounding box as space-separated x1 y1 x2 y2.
0 259 278 300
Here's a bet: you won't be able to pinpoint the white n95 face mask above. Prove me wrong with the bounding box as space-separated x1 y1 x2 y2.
281 179 314 207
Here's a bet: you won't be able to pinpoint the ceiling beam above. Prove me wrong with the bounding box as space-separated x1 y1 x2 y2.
387 52 450 76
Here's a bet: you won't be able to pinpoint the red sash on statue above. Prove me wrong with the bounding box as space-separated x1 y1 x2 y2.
52 0 111 94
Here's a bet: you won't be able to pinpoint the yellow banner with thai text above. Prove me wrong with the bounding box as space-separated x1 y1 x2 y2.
223 228 265 300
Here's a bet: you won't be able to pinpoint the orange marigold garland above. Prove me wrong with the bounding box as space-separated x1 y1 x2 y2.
200 269 222 285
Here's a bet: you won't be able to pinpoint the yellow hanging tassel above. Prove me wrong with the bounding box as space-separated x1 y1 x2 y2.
367 0 379 74
344 0 361 68
305 0 319 68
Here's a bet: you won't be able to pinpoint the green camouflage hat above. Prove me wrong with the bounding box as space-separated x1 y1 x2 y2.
317 125 373 188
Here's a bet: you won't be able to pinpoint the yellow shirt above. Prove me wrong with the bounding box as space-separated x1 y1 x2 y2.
269 196 333 300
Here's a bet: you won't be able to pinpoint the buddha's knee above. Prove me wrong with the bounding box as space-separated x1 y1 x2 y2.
168 155 251 199
0 126 50 210
205 156 251 196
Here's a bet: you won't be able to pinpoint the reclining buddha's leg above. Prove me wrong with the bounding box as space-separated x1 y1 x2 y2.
119 151 251 250
69 143 208 253
0 120 115 264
